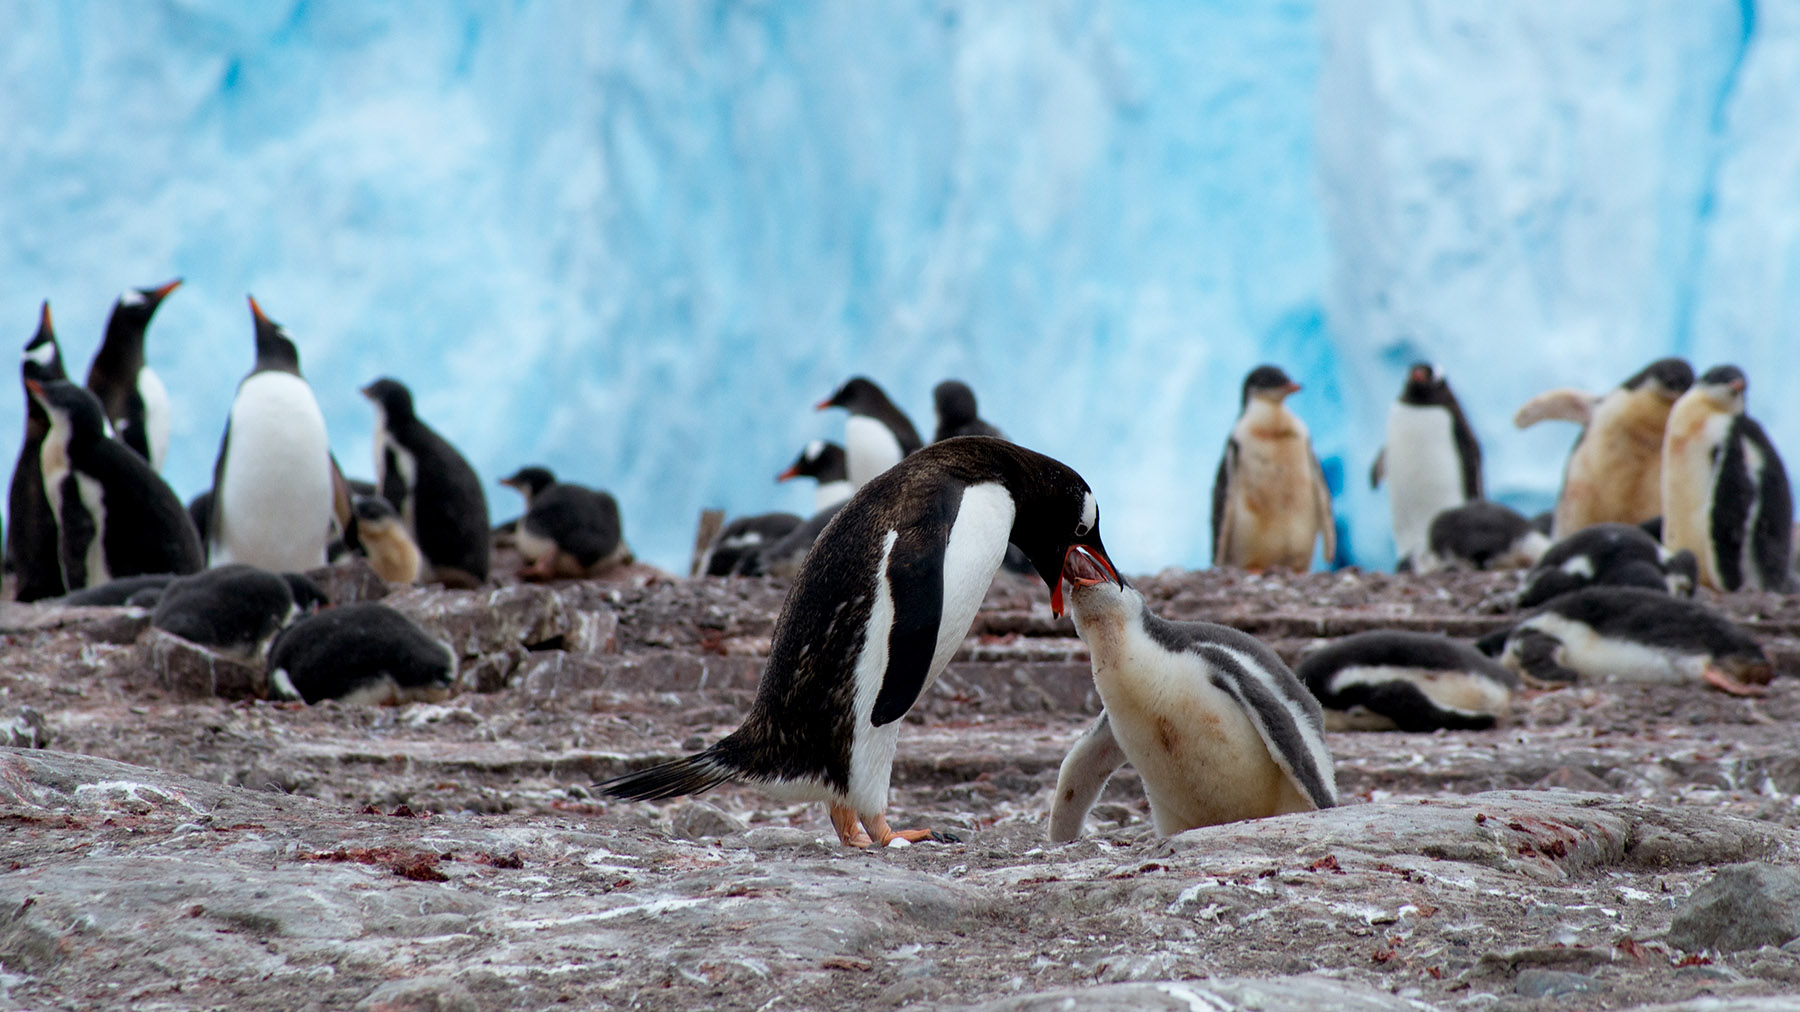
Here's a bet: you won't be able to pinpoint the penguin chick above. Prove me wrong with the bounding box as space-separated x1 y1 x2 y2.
1296 631 1518 732
499 467 633 581
701 512 803 577
730 502 846 579
361 377 490 587
9 302 71 601
602 437 1120 848
1371 362 1481 567
1518 522 1697 608
151 563 304 662
347 495 423 585
1661 365 1795 593
1494 586 1772 697
1211 365 1335 571
1411 501 1549 574
1049 551 1336 843
777 440 853 512
816 377 923 488
932 379 1006 442
267 603 456 705
85 279 180 471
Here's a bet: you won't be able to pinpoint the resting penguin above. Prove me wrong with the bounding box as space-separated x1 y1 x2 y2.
1411 500 1549 574
1211 365 1335 571
361 377 490 588
345 495 424 584
1517 522 1697 608
700 512 803 577
1492 586 1772 697
601 436 1121 848
498 466 633 580
816 376 923 488
1048 550 1336 843
777 439 853 512
151 564 324 662
729 502 847 578
8 302 70 601
1296 631 1519 732
932 379 1006 442
267 603 457 705
52 573 176 607
25 379 202 590
1661 365 1795 593
1516 358 1694 538
1371 363 1482 568
209 298 335 573
85 278 181 471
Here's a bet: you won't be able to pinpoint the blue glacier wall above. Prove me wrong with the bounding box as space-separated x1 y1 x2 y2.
3 1 1796 577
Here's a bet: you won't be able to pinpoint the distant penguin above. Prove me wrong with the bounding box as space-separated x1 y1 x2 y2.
1048 552 1336 843
1661 365 1795 593
1411 501 1549 574
1517 522 1697 608
816 377 923 488
85 279 180 471
209 298 335 573
1516 358 1694 538
498 466 633 580
601 436 1120 848
151 563 318 661
1371 363 1481 567
777 440 854 512
361 377 490 588
267 603 457 705
345 495 424 584
25 379 202 590
1493 586 1772 697
730 501 847 578
1211 365 1335 571
8 302 70 601
701 512 803 577
52 573 176 607
1296 631 1519 732
932 379 1005 442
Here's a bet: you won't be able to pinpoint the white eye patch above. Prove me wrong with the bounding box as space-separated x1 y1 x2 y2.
1076 492 1097 537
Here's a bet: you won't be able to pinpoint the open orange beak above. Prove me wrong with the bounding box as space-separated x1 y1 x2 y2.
1051 544 1120 619
776 465 800 482
814 397 833 411
151 279 183 301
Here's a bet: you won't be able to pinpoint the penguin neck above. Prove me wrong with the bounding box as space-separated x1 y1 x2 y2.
813 479 853 512
1069 582 1146 654
92 317 146 376
1241 397 1302 438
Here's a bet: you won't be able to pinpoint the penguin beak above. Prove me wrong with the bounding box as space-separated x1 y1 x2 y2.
776 465 801 482
1050 544 1121 619
248 295 268 323
38 302 52 332
814 397 834 411
1284 381 1302 395
150 279 182 302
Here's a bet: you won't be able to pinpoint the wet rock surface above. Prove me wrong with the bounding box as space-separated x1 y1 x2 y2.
3 566 1800 1010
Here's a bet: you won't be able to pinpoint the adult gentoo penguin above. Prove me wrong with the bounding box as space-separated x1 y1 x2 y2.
932 379 1005 442
209 297 335 573
1516 357 1693 538
601 436 1120 848
1296 631 1518 732
499 466 632 580
1048 550 1336 843
1370 363 1481 567
1661 365 1795 593
777 439 853 512
8 302 70 601
1211 365 1335 570
24 379 202 589
362 377 490 588
1517 522 1697 608
816 376 923 488
85 278 181 471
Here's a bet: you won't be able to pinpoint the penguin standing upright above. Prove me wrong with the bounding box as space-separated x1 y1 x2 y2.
816 377 923 488
1516 358 1694 538
1211 365 1335 571
8 303 70 601
601 437 1120 848
85 279 181 471
777 440 854 512
208 298 335 574
1661 365 1794 592
25 379 202 590
345 495 424 585
1049 552 1335 842
1370 363 1481 567
361 377 490 588
932 379 1005 442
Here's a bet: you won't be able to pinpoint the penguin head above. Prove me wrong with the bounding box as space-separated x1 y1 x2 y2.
500 466 558 502
777 440 847 484
1693 365 1748 414
21 301 66 384
816 376 892 416
1240 365 1300 408
987 443 1121 618
246 296 303 375
1622 357 1694 401
933 380 980 428
360 377 416 424
1399 362 1451 405
24 378 108 441
108 279 181 334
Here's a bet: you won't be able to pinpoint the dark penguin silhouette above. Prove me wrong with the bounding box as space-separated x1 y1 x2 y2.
701 512 804 577
268 603 456 705
601 437 1120 848
1412 500 1548 573
1518 522 1697 608
8 303 69 600
362 377 490 588
85 278 181 471
25 379 202 591
816 377 923 488
151 564 326 661
1371 363 1482 566
499 466 632 580
932 379 1005 442
777 439 853 512
344 494 423 584
1296 631 1519 732
725 440 856 576
1212 365 1335 570
53 574 177 607
729 502 848 578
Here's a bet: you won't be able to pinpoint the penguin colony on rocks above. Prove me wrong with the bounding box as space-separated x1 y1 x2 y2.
6 286 1798 847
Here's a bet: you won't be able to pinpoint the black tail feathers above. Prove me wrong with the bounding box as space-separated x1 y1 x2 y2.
597 749 739 801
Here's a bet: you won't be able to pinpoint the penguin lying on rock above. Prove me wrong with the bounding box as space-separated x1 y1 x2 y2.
268 603 456 705
1296 631 1518 732
499 466 633 581
1517 522 1697 608
1412 500 1548 573
52 573 177 608
1049 550 1337 842
152 564 328 662
700 512 803 577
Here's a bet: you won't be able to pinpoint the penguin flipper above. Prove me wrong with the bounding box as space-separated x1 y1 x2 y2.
1201 648 1338 810
870 485 960 727
1514 388 1596 429
1048 711 1127 843
1310 443 1336 565
1211 440 1236 564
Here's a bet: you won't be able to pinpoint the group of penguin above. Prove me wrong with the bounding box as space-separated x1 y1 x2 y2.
5 284 631 704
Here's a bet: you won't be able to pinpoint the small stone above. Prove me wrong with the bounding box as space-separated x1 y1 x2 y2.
669 801 746 840
1513 969 1600 999
740 827 822 851
1669 863 1800 953
355 976 477 1012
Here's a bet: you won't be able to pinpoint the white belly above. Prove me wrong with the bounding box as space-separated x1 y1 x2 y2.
1384 404 1468 560
138 367 171 472
845 415 904 488
41 441 110 588
814 479 852 512
212 373 333 573
1523 613 1703 685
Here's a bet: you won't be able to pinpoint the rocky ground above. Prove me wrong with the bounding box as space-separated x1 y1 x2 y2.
5 562 1800 1011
